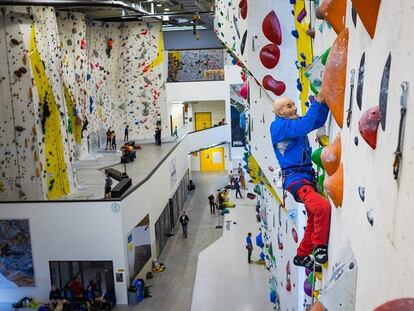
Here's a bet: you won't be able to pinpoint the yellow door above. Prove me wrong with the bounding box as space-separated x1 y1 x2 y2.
195 112 212 131
200 147 225 171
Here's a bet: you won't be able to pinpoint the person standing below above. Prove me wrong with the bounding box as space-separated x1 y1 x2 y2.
104 173 113 199
208 193 216 214
106 128 112 150
173 125 178 138
228 170 235 188
239 169 247 190
111 131 116 150
179 212 189 238
124 125 129 142
156 113 162 126
234 178 243 199
270 95 331 269
246 232 253 264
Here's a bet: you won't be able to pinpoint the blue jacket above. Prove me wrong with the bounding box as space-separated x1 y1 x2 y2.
270 100 329 192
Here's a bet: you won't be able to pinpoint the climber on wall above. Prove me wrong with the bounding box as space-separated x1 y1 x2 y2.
270 94 331 269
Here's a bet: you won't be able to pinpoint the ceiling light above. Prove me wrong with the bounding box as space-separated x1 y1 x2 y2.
164 8 170 11
156 3 162 6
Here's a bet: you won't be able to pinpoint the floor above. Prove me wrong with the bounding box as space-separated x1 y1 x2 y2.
114 171 271 311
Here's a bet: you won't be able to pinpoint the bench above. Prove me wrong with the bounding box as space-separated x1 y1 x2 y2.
111 177 132 198
105 168 125 181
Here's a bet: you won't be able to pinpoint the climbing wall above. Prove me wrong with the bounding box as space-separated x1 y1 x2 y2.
0 9 45 201
311 0 414 309
119 21 167 139
0 7 167 200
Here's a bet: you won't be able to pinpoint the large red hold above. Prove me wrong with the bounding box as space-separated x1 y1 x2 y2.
263 75 286 96
239 0 247 20
262 11 282 45
374 298 414 311
260 44 280 69
359 106 381 149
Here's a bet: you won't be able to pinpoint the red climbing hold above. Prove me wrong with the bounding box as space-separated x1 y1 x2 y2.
292 228 298 243
263 75 286 96
259 44 280 69
374 298 414 311
240 81 248 100
359 105 381 149
239 0 247 20
262 11 282 45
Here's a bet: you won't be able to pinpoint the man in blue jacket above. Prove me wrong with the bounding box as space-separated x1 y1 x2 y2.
270 95 331 269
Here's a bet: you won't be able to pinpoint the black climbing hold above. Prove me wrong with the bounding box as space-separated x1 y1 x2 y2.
233 15 240 39
354 136 359 146
379 53 391 131
356 52 365 110
358 186 365 202
367 209 374 226
349 262 355 270
351 6 357 28
240 30 247 56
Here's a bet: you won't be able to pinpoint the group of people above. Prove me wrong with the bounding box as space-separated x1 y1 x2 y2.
121 142 136 163
105 128 117 150
49 277 115 311
207 188 236 215
228 164 247 199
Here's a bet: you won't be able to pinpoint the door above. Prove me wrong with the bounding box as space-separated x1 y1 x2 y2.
200 147 225 171
195 112 212 131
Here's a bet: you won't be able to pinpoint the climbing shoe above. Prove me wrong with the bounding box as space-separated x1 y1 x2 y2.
314 245 328 264
293 255 314 270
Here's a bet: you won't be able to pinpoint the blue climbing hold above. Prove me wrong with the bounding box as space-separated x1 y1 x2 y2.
291 30 299 38
297 82 303 92
89 96 94 113
300 52 306 60
300 61 306 67
290 0 296 4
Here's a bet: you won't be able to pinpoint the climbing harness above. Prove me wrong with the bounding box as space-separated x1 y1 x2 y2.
393 81 409 180
346 69 355 127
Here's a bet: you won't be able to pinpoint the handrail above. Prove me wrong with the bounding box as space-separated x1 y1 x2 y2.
0 124 229 204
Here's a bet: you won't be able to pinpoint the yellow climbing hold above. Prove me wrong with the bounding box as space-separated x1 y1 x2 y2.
146 29 164 72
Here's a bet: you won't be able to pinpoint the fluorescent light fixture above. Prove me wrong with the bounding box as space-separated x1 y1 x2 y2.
156 3 162 6
162 15 170 21
164 7 170 11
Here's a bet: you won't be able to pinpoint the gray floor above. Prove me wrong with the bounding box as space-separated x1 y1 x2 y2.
114 171 228 311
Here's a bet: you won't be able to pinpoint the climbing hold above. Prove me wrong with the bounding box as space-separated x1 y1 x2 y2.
268 166 274 172
321 28 349 128
297 8 307 23
304 279 312 297
321 134 341 176
233 15 240 39
292 228 298 243
291 30 299 38
359 106 381 149
315 7 323 20
15 126 25 132
351 6 357 27
262 11 282 45
318 0 347 34
297 81 303 92
262 75 286 96
14 70 22 78
358 186 365 202
306 28 315 39
240 30 247 55
367 209 374 226
356 52 365 110
351 0 381 38
379 53 391 131
239 0 247 20
259 44 280 69
312 147 324 168
354 136 359 146
240 81 248 100
11 38 21 45
18 67 27 74
324 163 343 208
310 302 325 311
374 298 414 311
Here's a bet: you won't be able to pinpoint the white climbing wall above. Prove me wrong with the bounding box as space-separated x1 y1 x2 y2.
0 6 167 200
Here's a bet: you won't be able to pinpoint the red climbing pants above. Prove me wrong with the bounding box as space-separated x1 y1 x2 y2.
296 185 331 257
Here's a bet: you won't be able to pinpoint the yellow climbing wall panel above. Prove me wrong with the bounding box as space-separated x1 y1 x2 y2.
64 84 82 144
29 25 70 199
294 1 313 114
146 29 164 72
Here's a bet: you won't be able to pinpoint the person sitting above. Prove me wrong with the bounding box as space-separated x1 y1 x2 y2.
121 143 135 163
88 279 100 296
102 288 116 309
49 285 62 309
84 285 95 311
68 277 83 298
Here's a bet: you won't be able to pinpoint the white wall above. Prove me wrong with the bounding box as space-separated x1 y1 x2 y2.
192 100 226 127
166 81 227 102
187 124 230 153
0 201 127 303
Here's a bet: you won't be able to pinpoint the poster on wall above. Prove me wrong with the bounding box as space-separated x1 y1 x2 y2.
170 157 178 191
127 215 151 282
0 219 35 288
230 84 246 147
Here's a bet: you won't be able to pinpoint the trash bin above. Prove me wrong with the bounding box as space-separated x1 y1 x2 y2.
127 285 138 305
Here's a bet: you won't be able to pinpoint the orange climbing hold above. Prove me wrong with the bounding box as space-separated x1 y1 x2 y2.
359 105 381 149
324 163 343 208
321 134 341 176
309 301 325 311
351 0 381 38
321 28 349 128
319 0 347 34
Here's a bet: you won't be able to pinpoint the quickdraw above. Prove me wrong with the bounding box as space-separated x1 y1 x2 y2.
346 69 356 127
393 81 409 180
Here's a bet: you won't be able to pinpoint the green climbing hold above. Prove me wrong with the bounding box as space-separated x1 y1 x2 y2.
254 185 261 195
311 147 324 168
